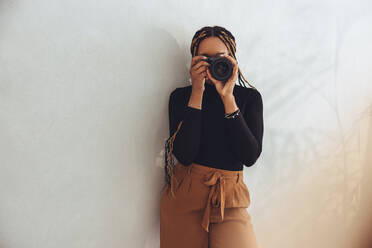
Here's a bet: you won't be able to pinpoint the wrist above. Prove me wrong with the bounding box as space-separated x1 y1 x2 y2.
221 94 235 103
222 95 238 114
188 87 204 110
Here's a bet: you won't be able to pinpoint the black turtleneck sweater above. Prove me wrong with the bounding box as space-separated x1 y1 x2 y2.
168 82 264 171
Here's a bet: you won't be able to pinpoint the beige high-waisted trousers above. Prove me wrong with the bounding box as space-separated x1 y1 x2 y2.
160 162 259 248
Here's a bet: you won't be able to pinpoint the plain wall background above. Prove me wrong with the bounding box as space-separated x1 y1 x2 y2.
1 0 372 247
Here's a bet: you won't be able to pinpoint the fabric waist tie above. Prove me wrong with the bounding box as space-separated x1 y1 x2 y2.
169 162 244 233
201 170 226 233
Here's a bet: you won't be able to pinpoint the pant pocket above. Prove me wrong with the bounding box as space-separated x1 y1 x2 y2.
173 165 195 195
172 164 187 190
226 180 251 208
180 172 192 193
240 182 251 207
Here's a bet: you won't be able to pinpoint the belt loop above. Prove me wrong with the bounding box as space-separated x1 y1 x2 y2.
236 173 240 184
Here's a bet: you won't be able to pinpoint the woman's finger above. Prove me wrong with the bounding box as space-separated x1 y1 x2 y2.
195 65 208 75
206 68 215 83
191 55 207 67
223 54 238 69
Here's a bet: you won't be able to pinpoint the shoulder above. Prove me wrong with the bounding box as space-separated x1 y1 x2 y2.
169 85 192 103
234 85 262 104
170 85 191 97
170 85 191 96
247 87 263 103
234 86 263 114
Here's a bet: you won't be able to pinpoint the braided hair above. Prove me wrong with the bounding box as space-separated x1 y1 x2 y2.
190 26 256 89
163 25 257 198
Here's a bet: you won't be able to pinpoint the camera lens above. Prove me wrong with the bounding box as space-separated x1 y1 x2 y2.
210 57 233 82
215 61 229 78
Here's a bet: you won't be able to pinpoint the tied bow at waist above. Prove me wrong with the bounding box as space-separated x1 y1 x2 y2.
201 171 227 233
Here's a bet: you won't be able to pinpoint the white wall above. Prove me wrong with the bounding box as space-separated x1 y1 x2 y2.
1 0 372 247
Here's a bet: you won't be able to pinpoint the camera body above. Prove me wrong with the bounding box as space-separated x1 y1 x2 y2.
202 54 233 83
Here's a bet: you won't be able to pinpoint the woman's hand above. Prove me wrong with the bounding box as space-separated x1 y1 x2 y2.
190 55 210 91
206 54 239 98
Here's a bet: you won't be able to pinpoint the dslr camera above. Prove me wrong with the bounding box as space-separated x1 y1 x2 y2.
202 54 233 83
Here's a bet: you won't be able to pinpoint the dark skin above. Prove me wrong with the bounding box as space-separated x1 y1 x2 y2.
188 36 239 114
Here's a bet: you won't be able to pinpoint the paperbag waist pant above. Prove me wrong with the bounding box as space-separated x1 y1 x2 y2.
160 162 259 248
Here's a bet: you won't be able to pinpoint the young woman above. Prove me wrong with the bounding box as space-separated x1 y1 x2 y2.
160 26 263 248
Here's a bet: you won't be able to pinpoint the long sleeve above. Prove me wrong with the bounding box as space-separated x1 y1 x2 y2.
224 89 264 167
168 88 203 166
